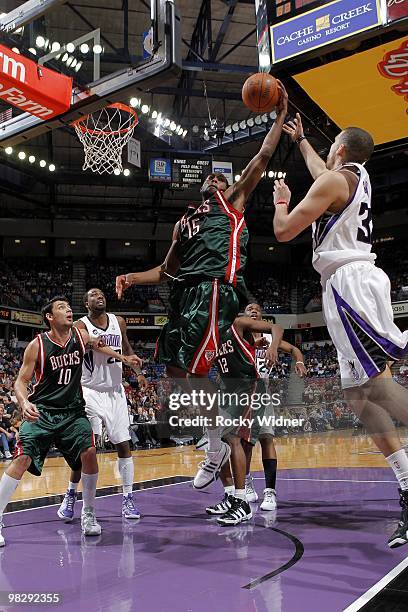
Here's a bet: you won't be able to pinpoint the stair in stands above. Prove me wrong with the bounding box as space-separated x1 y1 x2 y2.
72 261 87 312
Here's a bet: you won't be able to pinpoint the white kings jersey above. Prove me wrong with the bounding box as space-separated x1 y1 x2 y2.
255 333 273 379
312 163 376 283
80 313 123 391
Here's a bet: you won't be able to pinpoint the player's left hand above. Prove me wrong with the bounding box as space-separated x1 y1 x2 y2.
254 337 269 348
295 361 307 377
274 179 291 205
265 345 278 367
95 337 106 349
275 80 288 118
124 354 143 369
137 374 149 390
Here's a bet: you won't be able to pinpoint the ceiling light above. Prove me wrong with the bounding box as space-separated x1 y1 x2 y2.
66 56 74 67
141 104 149 114
269 110 277 120
93 44 103 54
51 42 61 52
170 121 177 131
192 125 199 133
71 58 77 68
268 170 274 178
247 117 255 128
261 113 268 123
232 123 239 132
182 129 187 138
11 47 20 54
62 53 68 62
40 160 46 168
70 240 76 245
14 239 21 244
225 125 232 135
66 42 75 53
163 118 170 128
40 240 46 244
49 163 55 172
114 168 121 176
240 120 246 130
80 43 89 54
151 110 158 119
268 246 274 251
75 62 82 72
123 169 130 177
18 151 26 160
130 97 139 108
203 132 210 141
28 48 37 55
36 36 45 48
124 242 131 246
5 147 12 155
29 155 35 163
277 171 283 178
234 174 241 181
255 115 262 125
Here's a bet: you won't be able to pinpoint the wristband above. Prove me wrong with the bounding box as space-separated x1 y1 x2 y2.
296 135 306 145
296 361 304 365
275 199 288 206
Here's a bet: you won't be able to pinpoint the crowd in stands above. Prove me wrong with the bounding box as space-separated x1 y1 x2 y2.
247 264 291 314
374 240 408 302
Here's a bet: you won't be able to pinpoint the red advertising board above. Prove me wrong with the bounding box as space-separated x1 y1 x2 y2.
387 0 408 22
0 44 72 120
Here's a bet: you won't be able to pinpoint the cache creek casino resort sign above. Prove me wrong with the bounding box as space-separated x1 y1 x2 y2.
270 0 382 64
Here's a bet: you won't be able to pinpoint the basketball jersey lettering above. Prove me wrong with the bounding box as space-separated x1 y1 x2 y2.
356 201 372 244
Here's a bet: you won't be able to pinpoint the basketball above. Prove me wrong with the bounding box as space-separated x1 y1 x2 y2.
242 73 280 113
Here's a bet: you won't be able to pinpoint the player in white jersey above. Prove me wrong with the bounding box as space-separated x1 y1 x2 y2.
243 303 306 510
58 288 148 521
273 117 408 548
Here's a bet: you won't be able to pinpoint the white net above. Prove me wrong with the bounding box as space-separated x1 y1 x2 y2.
73 103 138 175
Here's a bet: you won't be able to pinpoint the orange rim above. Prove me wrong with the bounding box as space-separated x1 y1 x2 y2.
71 102 139 136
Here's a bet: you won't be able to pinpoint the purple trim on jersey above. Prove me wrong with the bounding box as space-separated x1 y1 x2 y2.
331 285 379 378
314 166 361 248
332 284 408 362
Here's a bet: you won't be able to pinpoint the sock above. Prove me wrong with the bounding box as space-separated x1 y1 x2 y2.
234 489 246 501
0 473 20 518
263 458 277 490
118 457 134 495
68 481 78 493
224 485 235 495
245 473 251 482
81 472 98 511
206 427 222 452
386 450 408 491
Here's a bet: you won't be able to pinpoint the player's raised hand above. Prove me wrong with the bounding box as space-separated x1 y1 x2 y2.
115 274 130 300
265 345 278 368
22 400 40 422
274 179 291 205
295 361 307 378
283 113 304 142
275 79 288 118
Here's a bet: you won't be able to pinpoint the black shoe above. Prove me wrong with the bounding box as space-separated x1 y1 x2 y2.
388 488 408 549
206 494 234 516
217 497 252 526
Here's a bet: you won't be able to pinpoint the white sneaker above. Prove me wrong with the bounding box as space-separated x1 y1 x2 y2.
260 488 277 511
81 507 102 536
4 451 12 460
193 442 231 490
0 523 4 547
245 475 258 502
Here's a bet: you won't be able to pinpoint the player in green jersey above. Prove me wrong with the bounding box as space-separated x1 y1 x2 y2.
0 296 141 546
116 83 289 489
211 315 283 525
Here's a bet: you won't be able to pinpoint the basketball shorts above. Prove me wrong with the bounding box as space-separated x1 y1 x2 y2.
221 380 269 446
323 261 408 389
82 385 130 445
16 406 94 476
156 279 240 375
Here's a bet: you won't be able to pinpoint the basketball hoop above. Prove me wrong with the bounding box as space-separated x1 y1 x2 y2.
72 102 139 175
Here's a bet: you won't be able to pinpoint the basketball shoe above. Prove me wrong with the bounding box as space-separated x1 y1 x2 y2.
196 433 208 451
57 489 77 522
81 507 102 536
217 497 252 526
260 488 277 511
245 474 258 502
206 493 234 515
388 488 408 548
193 441 231 490
122 493 141 519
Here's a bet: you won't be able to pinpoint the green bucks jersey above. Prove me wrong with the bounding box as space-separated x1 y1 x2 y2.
29 327 86 410
215 325 258 382
176 190 248 295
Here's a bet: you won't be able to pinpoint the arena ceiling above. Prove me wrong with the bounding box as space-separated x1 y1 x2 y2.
0 0 407 235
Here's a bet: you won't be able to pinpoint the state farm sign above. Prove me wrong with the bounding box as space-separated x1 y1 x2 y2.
387 0 408 23
0 44 72 120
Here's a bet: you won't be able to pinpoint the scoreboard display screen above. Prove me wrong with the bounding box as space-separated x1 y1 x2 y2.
272 0 327 22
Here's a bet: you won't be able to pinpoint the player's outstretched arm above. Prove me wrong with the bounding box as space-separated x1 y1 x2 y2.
117 316 149 390
14 339 40 422
273 173 348 242
282 113 326 180
235 317 284 366
79 328 142 369
116 223 180 298
225 82 288 206
278 340 307 377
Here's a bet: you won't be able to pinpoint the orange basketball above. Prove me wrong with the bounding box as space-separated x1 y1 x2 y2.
242 73 280 113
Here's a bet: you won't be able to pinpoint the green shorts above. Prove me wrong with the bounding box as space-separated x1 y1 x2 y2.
156 279 240 375
221 379 268 446
16 406 94 476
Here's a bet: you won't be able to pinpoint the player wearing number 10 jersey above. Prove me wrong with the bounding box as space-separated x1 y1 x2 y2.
273 119 408 549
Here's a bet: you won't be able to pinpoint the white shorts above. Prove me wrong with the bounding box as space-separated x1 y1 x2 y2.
323 261 408 389
82 385 130 445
